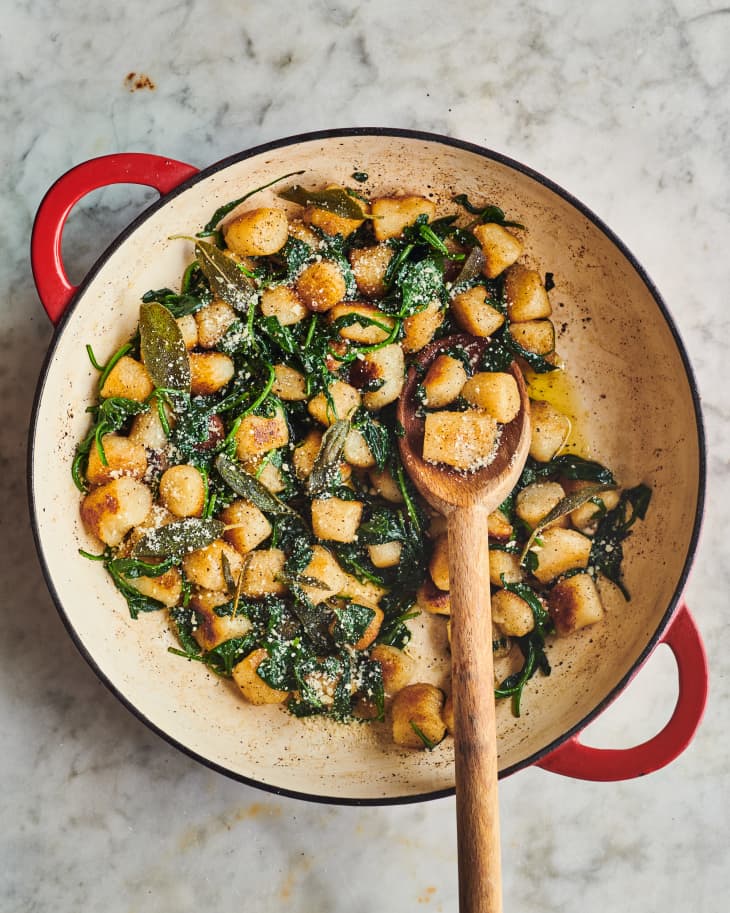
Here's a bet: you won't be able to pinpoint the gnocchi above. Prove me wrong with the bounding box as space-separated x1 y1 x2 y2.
74 177 649 750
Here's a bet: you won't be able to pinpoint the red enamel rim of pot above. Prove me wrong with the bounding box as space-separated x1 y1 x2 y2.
28 129 708 805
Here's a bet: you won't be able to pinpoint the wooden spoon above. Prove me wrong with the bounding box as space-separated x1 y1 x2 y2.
396 334 531 913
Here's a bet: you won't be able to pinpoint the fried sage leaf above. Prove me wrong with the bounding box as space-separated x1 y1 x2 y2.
520 483 617 564
215 453 298 517
200 170 306 234
277 185 366 221
453 245 486 286
194 240 256 310
139 301 191 393
132 518 225 558
306 420 349 496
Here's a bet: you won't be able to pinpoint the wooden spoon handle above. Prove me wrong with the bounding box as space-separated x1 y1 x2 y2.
448 503 502 913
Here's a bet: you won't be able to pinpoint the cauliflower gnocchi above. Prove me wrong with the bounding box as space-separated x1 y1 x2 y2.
74 177 650 748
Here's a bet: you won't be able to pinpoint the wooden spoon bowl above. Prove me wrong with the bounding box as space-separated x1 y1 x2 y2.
397 334 531 514
397 333 532 913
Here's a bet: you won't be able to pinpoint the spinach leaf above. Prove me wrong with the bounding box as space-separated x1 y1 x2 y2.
79 547 169 620
108 555 179 579
258 315 299 356
376 592 420 649
403 214 461 259
295 314 338 399
353 409 391 470
358 501 426 597
358 506 404 544
330 653 354 721
284 534 315 578
316 233 358 298
281 237 314 279
258 596 297 639
205 634 258 677
72 396 149 491
92 396 149 431
332 544 386 587
105 561 168 619
589 484 652 599
427 214 460 238
256 639 302 691
453 194 525 228
213 319 247 357
357 657 385 720
494 642 537 716
479 333 515 373
214 362 276 417
392 456 426 534
166 397 220 465
169 605 203 656
395 257 446 318
258 238 314 286
86 339 136 389
505 327 558 374
539 455 616 485
479 321 557 375
494 580 553 716
141 285 210 318
331 603 376 647
410 721 443 750
199 170 305 234
288 653 337 718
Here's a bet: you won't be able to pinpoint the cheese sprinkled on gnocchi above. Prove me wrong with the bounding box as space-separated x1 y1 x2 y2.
74 179 650 747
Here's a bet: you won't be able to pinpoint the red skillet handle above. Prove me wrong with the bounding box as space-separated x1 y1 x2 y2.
31 153 199 325
536 603 707 780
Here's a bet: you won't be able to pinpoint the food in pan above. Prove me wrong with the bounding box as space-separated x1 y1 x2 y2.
74 177 650 748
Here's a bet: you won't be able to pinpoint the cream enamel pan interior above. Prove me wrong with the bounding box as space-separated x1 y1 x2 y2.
30 130 705 802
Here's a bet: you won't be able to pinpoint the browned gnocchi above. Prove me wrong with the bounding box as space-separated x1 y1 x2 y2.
73 178 649 749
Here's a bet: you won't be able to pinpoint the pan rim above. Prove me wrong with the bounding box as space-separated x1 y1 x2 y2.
27 126 707 804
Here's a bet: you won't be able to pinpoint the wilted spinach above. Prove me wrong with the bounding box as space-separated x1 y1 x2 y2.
589 484 652 598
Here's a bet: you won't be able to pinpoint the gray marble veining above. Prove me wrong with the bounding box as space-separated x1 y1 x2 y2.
2 1 728 911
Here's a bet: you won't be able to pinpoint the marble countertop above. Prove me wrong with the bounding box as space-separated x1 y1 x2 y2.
2 1 728 910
